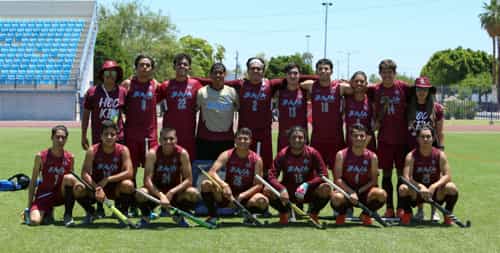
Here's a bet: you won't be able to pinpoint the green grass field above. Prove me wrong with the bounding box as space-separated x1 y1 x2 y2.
0 128 499 252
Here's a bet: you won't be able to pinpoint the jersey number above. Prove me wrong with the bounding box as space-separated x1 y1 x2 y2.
177 98 187 110
294 173 304 184
321 102 329 113
252 100 258 112
289 107 296 118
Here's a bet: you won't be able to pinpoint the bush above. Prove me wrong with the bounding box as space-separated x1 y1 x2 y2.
444 99 477 119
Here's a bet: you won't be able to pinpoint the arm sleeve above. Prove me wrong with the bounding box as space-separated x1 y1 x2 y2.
306 149 328 187
268 154 286 192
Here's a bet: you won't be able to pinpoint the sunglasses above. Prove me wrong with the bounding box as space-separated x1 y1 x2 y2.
103 70 117 78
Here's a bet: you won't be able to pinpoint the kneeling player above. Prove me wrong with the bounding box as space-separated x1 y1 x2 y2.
267 126 331 225
74 121 135 224
201 128 268 225
330 124 386 225
26 125 78 227
398 126 459 225
135 128 200 228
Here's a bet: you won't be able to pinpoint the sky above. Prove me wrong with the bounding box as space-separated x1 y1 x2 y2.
102 0 491 80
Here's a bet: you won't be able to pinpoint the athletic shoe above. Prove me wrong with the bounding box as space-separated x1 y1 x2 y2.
396 208 404 219
82 213 95 225
384 208 395 218
205 216 218 226
243 215 256 226
443 215 453 225
149 212 159 220
414 207 424 221
172 214 189 228
279 212 289 225
159 207 170 217
361 213 372 225
400 212 412 225
63 215 75 227
335 214 346 225
135 218 150 229
261 208 272 218
431 207 441 222
96 204 106 219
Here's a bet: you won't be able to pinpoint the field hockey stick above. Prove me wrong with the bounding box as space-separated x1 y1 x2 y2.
255 175 326 229
71 172 136 229
256 141 261 156
145 137 149 158
321 176 388 227
135 189 216 229
399 176 470 228
200 169 262 226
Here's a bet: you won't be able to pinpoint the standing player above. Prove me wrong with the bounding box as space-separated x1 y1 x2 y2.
135 128 199 228
344 71 376 151
398 126 459 225
304 58 351 169
196 63 239 161
200 128 268 224
74 120 135 224
330 124 386 225
370 59 410 218
26 125 78 227
158 53 202 160
267 126 331 224
407 76 444 221
82 60 127 217
122 55 161 216
276 63 309 152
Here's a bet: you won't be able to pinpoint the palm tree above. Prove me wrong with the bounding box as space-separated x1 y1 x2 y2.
479 0 500 104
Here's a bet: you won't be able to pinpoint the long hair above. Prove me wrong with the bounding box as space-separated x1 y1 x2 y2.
407 88 436 127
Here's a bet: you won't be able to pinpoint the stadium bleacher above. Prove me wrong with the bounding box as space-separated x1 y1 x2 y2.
0 19 84 87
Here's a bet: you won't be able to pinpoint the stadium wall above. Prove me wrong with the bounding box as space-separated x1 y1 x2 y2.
0 90 76 120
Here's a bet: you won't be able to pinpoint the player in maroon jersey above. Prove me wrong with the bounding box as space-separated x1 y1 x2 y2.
407 76 444 151
276 63 309 153
200 128 268 224
398 126 459 225
267 126 331 225
82 60 127 217
369 59 411 218
122 55 161 216
158 53 203 160
82 60 126 149
74 121 135 224
344 71 376 151
134 127 199 228
330 124 386 225
303 58 352 169
26 125 78 227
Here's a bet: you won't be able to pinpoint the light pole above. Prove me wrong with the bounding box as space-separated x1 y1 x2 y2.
305 34 311 53
322 2 333 58
337 50 358 78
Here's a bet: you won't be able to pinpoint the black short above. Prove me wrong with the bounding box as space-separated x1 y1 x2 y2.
196 138 234 161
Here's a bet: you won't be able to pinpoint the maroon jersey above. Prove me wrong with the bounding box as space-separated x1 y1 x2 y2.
340 148 375 190
124 77 160 142
310 80 343 142
268 145 327 193
371 80 409 144
411 147 442 187
91 143 125 183
344 95 374 146
408 103 444 148
159 78 202 138
224 148 260 195
153 145 184 192
37 149 73 194
84 85 127 144
277 87 308 150
237 79 278 132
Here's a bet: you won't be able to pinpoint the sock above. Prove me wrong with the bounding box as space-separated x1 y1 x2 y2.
201 191 217 217
118 193 133 214
399 196 412 213
138 201 152 218
444 193 458 212
334 202 348 215
367 199 385 212
396 177 403 209
77 196 95 215
382 176 393 209
269 198 289 214
63 186 75 217
310 197 330 215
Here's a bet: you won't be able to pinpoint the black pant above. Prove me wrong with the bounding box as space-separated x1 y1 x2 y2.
196 138 234 161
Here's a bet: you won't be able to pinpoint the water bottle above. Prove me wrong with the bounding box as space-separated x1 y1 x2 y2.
24 208 30 225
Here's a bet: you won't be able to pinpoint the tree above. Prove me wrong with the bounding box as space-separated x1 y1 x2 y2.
420 47 492 86
479 0 500 104
179 35 226 77
456 72 493 102
265 53 314 79
369 74 380 84
94 29 131 83
214 44 225 63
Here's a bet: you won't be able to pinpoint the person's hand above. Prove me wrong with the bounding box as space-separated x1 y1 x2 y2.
420 185 431 201
95 187 106 203
222 184 232 200
97 177 109 188
159 193 171 208
280 189 289 206
349 192 359 205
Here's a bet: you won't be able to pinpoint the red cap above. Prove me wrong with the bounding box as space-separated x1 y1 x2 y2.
415 76 432 88
98 60 123 82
